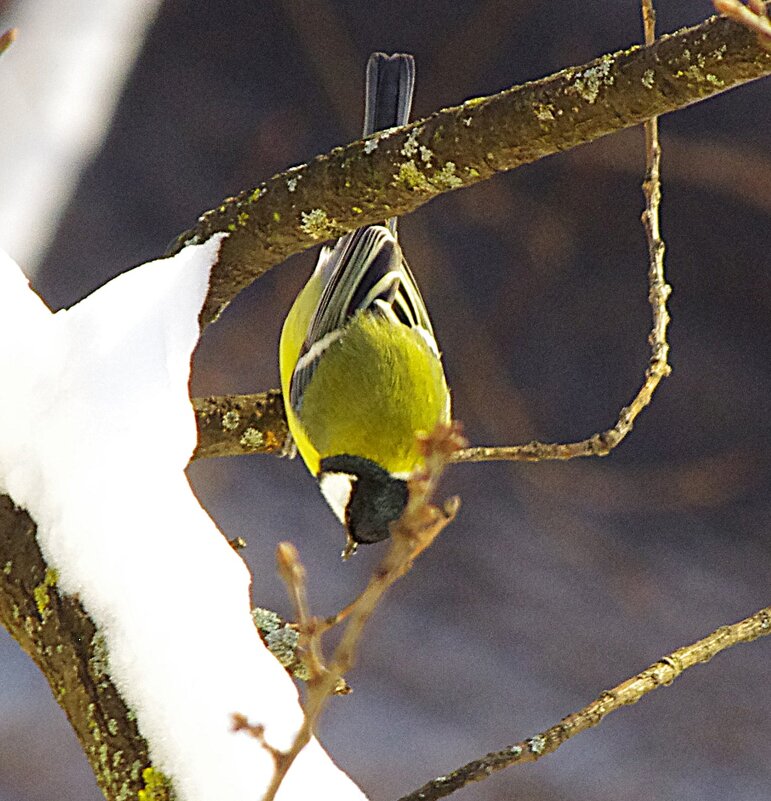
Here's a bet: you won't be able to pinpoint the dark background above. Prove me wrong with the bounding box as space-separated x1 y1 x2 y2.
1 1 769 800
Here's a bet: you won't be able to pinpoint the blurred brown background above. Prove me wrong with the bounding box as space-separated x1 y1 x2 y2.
1 1 769 800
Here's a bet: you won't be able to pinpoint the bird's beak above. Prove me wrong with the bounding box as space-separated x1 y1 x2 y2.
341 533 358 561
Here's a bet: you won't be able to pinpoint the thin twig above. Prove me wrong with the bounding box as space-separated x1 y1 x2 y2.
231 714 284 764
397 605 771 801
255 424 464 801
453 0 671 466
251 606 351 694
275 542 326 681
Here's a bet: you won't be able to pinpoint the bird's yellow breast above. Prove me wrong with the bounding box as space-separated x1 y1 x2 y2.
282 310 450 476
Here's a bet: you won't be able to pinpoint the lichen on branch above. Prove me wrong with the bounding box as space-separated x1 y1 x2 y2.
167 14 771 328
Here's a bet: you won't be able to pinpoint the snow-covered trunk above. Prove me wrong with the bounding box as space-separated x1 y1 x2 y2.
0 239 367 801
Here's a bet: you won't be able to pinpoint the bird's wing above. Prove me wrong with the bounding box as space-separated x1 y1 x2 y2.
290 225 438 413
290 52 428 414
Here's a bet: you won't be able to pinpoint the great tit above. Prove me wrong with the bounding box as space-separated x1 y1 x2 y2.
279 52 451 556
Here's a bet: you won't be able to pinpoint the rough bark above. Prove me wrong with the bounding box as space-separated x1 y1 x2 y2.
192 391 287 460
164 15 771 327
0 496 167 800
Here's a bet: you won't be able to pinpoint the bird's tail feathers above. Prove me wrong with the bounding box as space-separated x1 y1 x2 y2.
363 52 415 137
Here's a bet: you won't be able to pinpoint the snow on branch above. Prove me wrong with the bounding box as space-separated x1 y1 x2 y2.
0 243 365 801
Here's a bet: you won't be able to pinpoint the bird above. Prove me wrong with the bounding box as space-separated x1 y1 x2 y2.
279 52 451 558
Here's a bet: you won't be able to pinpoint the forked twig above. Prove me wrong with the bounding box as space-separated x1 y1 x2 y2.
239 424 465 801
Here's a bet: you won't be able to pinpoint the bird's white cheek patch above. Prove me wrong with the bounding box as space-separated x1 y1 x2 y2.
319 472 356 524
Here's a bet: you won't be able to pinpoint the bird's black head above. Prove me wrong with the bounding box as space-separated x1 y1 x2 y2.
318 454 409 548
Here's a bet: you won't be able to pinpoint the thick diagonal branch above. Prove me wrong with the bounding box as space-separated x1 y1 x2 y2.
166 14 771 327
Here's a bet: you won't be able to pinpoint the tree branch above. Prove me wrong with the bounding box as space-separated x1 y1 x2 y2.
166 14 771 327
0 496 168 801
715 0 771 48
452 0 672 466
181 13 769 464
396 606 771 801
191 391 287 459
